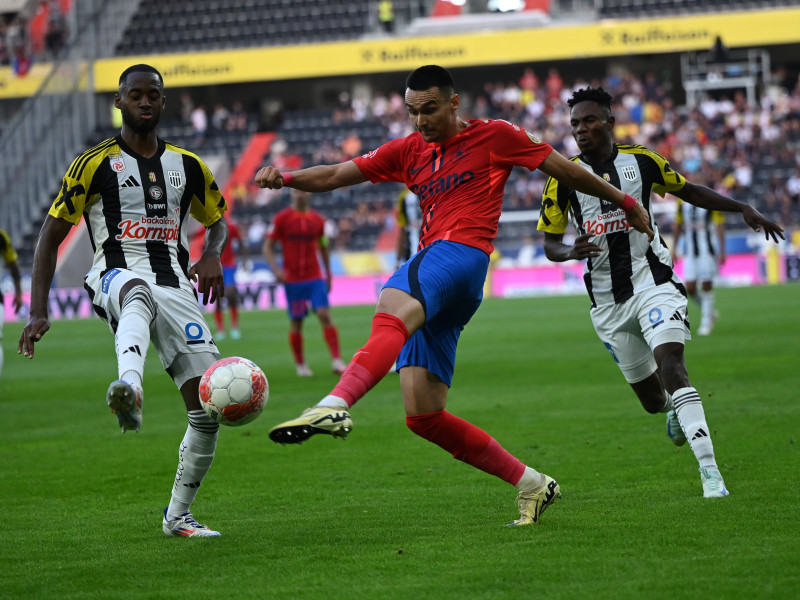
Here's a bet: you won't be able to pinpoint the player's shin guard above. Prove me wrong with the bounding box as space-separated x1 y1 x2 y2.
330 313 409 407
673 386 717 468
167 410 219 518
406 410 526 485
116 285 156 386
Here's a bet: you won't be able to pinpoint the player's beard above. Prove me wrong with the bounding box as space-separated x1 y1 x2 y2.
120 106 160 135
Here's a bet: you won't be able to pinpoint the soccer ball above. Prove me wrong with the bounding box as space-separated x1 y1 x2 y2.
199 357 268 426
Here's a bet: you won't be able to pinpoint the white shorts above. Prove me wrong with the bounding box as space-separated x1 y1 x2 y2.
85 268 219 388
590 282 691 384
682 254 718 283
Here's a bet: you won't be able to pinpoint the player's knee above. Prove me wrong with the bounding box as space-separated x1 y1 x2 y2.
121 283 157 322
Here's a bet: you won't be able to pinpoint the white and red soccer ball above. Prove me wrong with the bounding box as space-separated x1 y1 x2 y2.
199 357 268 426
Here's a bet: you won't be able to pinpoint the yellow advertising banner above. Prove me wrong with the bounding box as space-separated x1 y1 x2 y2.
1 8 798 98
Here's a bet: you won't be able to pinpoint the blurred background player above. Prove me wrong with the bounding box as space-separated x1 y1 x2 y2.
263 189 346 377
394 187 421 269
672 199 725 336
214 217 244 340
18 64 230 537
0 228 23 380
538 86 784 498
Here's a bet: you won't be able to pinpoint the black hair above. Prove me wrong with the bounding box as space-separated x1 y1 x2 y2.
405 65 455 97
118 64 164 90
568 86 613 110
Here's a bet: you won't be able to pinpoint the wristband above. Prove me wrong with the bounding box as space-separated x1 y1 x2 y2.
280 172 294 187
621 194 637 213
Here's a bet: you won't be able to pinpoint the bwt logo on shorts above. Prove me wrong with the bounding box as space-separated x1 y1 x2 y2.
101 269 122 294
410 170 474 202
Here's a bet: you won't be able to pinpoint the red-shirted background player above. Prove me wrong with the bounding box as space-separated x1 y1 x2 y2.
255 65 653 527
215 218 244 340
263 189 346 377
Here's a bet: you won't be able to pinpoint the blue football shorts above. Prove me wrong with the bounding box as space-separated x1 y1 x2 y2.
284 278 330 320
222 265 237 287
384 240 489 386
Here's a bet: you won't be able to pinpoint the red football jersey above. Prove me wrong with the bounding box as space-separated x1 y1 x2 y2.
220 220 243 268
267 208 326 282
353 119 553 255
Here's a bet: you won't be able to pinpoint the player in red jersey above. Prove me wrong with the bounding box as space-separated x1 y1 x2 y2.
214 218 244 340
264 189 346 377
255 65 653 526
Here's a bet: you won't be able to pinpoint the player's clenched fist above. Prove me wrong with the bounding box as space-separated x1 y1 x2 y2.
254 166 285 189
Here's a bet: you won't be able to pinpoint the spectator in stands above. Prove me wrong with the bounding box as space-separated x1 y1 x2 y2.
340 130 363 159
378 0 395 34
211 103 230 131
246 215 267 254
0 17 9 65
226 101 249 132
44 2 67 59
191 104 207 146
786 166 800 205
8 15 32 76
179 93 194 125
263 189 347 377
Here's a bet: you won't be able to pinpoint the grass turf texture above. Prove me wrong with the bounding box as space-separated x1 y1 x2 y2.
2 285 798 599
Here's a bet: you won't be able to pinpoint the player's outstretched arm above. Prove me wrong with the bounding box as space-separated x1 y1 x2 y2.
543 232 603 263
676 182 785 243
254 161 367 192
19 216 72 358
539 150 654 241
189 217 228 305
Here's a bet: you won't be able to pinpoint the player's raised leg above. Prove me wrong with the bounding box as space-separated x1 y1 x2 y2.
106 275 156 433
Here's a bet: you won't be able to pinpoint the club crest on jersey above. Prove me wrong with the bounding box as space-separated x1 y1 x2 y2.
602 173 611 181
149 187 163 200
109 153 125 173
168 170 182 189
621 165 638 181
148 171 157 183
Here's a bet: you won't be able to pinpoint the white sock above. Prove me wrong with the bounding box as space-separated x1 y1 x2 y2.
673 386 717 469
515 467 544 492
699 290 715 327
167 410 219 519
0 344 4 380
316 395 349 410
115 287 155 386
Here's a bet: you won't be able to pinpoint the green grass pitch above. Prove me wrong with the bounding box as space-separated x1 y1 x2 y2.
2 284 798 599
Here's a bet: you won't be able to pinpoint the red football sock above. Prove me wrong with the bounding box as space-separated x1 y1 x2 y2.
406 410 526 485
230 306 239 328
289 332 304 365
214 307 224 331
323 325 341 359
330 312 409 407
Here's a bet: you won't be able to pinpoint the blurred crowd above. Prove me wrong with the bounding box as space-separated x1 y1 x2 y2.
227 65 800 256
0 1 70 72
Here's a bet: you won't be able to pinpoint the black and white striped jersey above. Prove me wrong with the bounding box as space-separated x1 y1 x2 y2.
537 144 687 307
675 198 724 259
49 135 226 288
